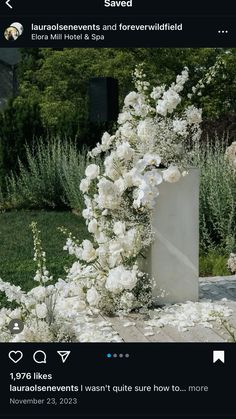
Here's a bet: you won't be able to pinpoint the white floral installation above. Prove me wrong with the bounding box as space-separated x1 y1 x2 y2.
63 65 202 314
0 64 234 342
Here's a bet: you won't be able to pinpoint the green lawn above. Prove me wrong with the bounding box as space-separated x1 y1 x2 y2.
0 210 89 307
0 209 231 309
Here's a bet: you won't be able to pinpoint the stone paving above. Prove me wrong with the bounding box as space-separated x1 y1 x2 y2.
199 275 236 301
102 276 236 342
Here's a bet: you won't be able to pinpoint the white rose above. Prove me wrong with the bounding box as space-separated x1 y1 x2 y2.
156 89 181 116
81 240 97 262
9 308 22 319
114 177 127 194
82 209 91 220
35 303 47 319
28 286 46 301
113 221 126 237
108 240 124 267
124 91 138 107
163 166 181 183
119 121 135 141
105 266 138 294
88 219 98 234
105 267 124 294
95 231 108 244
67 261 82 279
85 164 100 180
97 178 121 210
118 111 131 125
80 178 90 193
86 287 100 307
120 267 138 291
104 154 119 181
116 141 134 161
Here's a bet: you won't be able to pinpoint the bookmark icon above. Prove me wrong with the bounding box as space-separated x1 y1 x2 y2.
213 350 225 364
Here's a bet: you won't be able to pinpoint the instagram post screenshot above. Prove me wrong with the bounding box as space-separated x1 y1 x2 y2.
0 0 235 417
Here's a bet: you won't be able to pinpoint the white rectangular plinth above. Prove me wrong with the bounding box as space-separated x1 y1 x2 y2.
144 168 199 305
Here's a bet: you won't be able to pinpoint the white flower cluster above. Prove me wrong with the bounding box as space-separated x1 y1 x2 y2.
227 253 236 274
31 222 53 284
188 53 227 100
225 142 236 170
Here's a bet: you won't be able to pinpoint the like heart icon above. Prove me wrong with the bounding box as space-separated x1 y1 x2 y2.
8 350 23 364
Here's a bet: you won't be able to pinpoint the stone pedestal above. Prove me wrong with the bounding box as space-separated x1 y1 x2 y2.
144 168 199 305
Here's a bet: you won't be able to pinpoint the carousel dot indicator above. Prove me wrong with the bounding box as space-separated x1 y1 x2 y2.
106 353 112 358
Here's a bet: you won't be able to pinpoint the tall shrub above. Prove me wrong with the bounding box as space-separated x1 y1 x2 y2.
1 139 89 211
192 136 236 254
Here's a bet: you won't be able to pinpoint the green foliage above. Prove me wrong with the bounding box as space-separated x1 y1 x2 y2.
199 251 229 277
1 47 236 186
61 146 88 211
16 48 140 143
18 48 236 125
0 139 89 211
0 98 45 180
192 136 236 254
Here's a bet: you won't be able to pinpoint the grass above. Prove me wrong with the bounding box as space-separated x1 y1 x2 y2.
0 210 89 307
199 251 230 277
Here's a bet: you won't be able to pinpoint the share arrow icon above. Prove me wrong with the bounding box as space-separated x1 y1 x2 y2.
57 351 71 363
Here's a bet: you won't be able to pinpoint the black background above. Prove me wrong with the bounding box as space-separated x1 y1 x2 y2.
0 343 235 417
0 16 235 48
0 0 236 47
0 0 236 16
